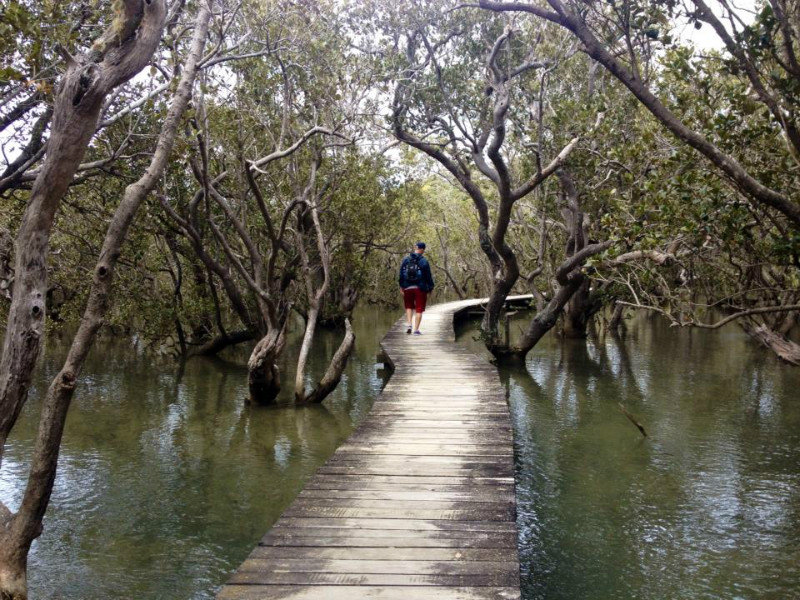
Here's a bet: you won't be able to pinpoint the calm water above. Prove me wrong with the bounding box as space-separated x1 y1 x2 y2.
2 308 799 599
458 315 800 600
0 308 396 599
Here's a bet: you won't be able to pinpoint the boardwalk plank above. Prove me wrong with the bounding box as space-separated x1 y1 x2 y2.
259 534 518 549
236 558 515 575
218 586 521 600
304 475 515 488
228 572 519 587
216 297 525 599
298 490 513 503
298 491 512 504
261 527 518 541
250 547 512 561
282 506 513 521
271 517 516 532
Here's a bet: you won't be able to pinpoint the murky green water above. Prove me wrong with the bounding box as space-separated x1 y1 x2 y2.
0 309 395 599
458 315 800 600
3 308 799 599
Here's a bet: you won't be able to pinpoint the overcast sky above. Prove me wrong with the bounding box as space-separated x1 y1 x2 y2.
678 0 758 49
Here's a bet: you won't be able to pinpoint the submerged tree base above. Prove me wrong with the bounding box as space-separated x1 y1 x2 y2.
247 376 281 406
297 319 356 404
247 330 286 406
486 342 529 365
0 553 28 600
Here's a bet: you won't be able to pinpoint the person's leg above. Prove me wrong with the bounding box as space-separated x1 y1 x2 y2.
403 289 414 332
413 290 427 332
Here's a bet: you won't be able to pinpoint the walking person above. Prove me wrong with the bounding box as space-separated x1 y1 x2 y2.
399 241 435 335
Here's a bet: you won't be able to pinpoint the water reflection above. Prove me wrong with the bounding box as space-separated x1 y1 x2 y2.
459 314 800 600
0 308 396 599
4 306 799 599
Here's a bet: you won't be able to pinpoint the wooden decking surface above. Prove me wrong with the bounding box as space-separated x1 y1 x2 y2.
217 298 522 600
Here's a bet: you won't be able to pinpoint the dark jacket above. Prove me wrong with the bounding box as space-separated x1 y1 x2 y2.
399 253 435 292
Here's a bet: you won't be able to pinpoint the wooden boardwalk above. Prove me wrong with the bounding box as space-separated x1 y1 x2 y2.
217 298 524 600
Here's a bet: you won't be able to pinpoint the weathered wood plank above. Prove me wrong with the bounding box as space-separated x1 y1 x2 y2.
319 463 513 476
261 526 518 542
304 474 515 488
270 517 517 532
344 432 512 441
237 558 516 575
354 424 513 431
357 418 511 426
289 497 513 508
218 585 521 600
366 412 510 419
216 297 525 599
342 439 513 449
228 572 519 587
316 467 512 478
298 489 513 502
282 505 514 521
259 533 518 549
326 454 511 465
347 432 514 441
250 546 513 561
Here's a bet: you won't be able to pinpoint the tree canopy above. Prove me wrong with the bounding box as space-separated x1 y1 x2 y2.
0 0 799 595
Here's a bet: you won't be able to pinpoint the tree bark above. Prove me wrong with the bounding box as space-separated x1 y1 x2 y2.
0 0 167 466
0 540 26 600
248 326 287 405
0 5 205 597
490 169 612 360
559 169 590 339
563 277 591 338
508 271 587 358
609 302 626 333
740 320 800 366
292 161 353 404
191 329 255 357
304 319 356 404
295 305 320 399
500 240 613 360
0 228 12 301
482 268 519 353
294 217 357 403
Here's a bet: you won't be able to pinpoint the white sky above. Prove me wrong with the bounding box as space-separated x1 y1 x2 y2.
677 0 758 49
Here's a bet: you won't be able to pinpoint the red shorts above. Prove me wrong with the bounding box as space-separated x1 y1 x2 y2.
403 287 428 312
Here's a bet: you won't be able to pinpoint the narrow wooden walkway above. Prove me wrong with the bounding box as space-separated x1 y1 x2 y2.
217 298 524 600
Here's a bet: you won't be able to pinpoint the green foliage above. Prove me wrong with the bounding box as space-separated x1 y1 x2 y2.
2 0 798 349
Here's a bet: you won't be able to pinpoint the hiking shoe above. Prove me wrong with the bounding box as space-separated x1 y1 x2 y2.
406 326 412 334
413 330 422 335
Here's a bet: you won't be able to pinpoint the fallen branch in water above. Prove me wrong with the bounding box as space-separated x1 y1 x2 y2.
618 403 647 438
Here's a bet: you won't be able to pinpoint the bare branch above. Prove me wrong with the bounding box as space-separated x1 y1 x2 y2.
616 301 800 329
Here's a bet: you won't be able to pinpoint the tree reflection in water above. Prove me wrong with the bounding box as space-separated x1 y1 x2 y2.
459 312 800 600
0 308 395 599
